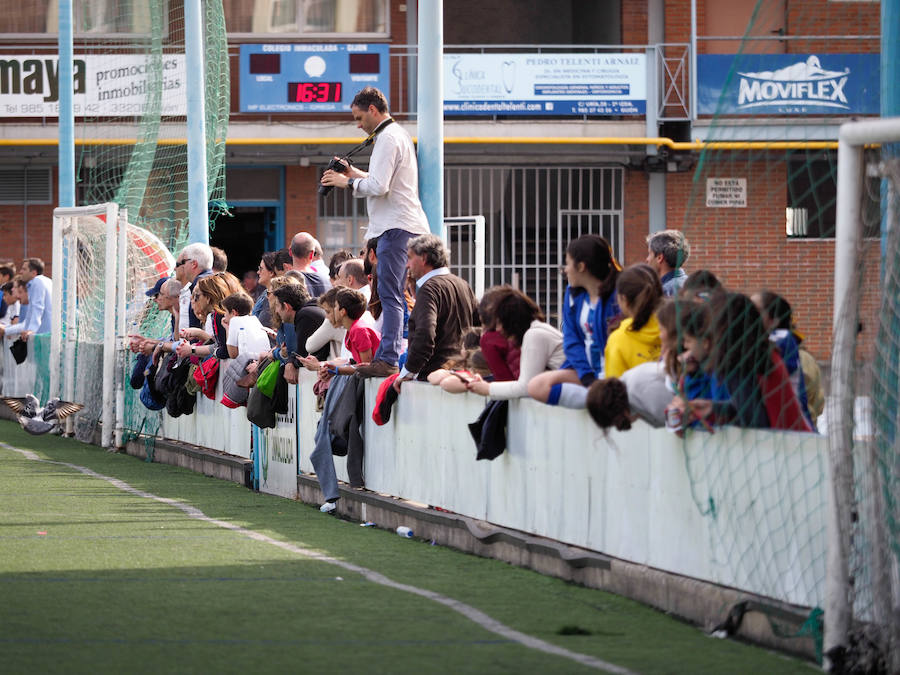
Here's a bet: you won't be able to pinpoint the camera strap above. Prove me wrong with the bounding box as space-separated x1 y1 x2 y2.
345 117 395 161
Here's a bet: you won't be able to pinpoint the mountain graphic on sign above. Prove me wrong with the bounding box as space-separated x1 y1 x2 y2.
738 55 848 82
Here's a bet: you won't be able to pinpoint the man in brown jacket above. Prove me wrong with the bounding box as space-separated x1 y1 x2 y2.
394 234 478 392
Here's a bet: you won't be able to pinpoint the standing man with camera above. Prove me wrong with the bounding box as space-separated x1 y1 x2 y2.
321 86 430 377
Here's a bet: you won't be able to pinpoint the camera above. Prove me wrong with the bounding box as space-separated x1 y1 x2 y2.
317 156 349 196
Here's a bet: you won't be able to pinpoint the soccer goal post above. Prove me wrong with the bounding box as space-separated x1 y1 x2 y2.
827 117 900 671
51 204 127 449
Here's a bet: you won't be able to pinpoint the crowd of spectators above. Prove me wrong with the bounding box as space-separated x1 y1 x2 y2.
3 88 824 514
114 222 822 512
3 228 823 513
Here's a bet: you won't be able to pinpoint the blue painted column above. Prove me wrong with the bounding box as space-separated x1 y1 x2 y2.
185 0 209 244
884 0 899 120
416 0 444 238
58 0 75 207
882 0 899 257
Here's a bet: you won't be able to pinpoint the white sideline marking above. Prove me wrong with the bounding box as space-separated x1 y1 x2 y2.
0 442 633 674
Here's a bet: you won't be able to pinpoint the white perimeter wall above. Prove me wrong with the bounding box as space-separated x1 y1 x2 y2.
159 378 253 459
295 371 827 609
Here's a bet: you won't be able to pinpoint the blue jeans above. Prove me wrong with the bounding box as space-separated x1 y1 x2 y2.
374 228 416 365
310 374 351 502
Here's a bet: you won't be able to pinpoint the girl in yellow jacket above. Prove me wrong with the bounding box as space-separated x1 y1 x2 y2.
604 264 663 379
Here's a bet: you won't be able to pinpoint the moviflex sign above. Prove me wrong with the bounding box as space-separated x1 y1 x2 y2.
697 53 879 116
737 56 847 111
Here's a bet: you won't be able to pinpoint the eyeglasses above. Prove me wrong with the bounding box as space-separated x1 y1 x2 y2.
175 259 192 268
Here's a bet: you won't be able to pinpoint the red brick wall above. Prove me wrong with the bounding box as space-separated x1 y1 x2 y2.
663 159 880 362
621 0 648 45
0 167 57 277
664 0 691 42
786 0 880 53
284 166 320 246
623 169 649 265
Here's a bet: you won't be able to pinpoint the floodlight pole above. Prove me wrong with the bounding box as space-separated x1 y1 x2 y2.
417 0 444 239
185 0 209 245
58 0 74 207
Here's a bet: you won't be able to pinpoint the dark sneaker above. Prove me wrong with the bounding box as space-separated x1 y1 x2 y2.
355 360 399 378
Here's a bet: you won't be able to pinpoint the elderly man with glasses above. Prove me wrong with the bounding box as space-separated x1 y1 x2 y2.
174 243 213 333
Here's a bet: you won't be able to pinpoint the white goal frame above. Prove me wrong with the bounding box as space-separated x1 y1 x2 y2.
51 203 128 449
828 117 900 670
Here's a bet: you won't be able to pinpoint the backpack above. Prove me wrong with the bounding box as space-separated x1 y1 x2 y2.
192 356 220 400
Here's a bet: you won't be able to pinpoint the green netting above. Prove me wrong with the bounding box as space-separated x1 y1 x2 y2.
32 334 52 405
677 0 896 669
38 0 230 444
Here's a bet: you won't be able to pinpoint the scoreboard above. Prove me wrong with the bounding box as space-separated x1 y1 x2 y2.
239 43 390 113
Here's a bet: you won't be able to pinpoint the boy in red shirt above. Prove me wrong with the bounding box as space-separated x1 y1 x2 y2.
303 287 381 376
337 287 380 365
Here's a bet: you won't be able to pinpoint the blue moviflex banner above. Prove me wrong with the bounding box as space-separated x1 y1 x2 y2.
698 53 880 116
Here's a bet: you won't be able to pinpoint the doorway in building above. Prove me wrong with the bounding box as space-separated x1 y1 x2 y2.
210 205 280 278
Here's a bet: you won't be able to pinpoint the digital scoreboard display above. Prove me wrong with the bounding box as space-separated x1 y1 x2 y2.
240 44 390 113
287 82 342 103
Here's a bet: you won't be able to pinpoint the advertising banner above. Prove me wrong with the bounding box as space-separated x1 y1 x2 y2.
0 54 186 118
443 52 646 116
258 386 298 499
697 53 879 116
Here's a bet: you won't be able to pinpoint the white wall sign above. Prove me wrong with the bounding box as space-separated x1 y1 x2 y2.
443 52 647 115
0 54 186 118
706 178 747 208
259 386 298 499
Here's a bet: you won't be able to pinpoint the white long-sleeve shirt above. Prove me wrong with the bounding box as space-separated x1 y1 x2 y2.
488 321 565 400
305 318 348 361
4 275 52 336
351 121 430 239
178 285 192 335
0 300 20 327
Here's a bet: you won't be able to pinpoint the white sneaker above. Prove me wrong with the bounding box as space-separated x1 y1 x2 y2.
319 501 337 514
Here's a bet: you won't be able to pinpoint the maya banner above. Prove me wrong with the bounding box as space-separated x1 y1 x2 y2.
0 54 186 118
698 53 879 116
444 52 646 116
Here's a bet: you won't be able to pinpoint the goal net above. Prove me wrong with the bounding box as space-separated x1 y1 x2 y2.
674 0 897 668
50 204 175 446
27 0 231 446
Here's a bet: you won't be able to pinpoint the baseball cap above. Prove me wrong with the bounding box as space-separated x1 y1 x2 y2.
145 277 168 297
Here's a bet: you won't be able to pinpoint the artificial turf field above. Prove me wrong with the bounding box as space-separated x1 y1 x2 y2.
0 419 817 674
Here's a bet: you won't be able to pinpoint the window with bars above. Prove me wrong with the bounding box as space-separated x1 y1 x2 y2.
1 0 162 35
786 150 881 239
442 165 624 323
233 0 388 36
0 168 53 204
317 164 625 322
317 169 369 263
